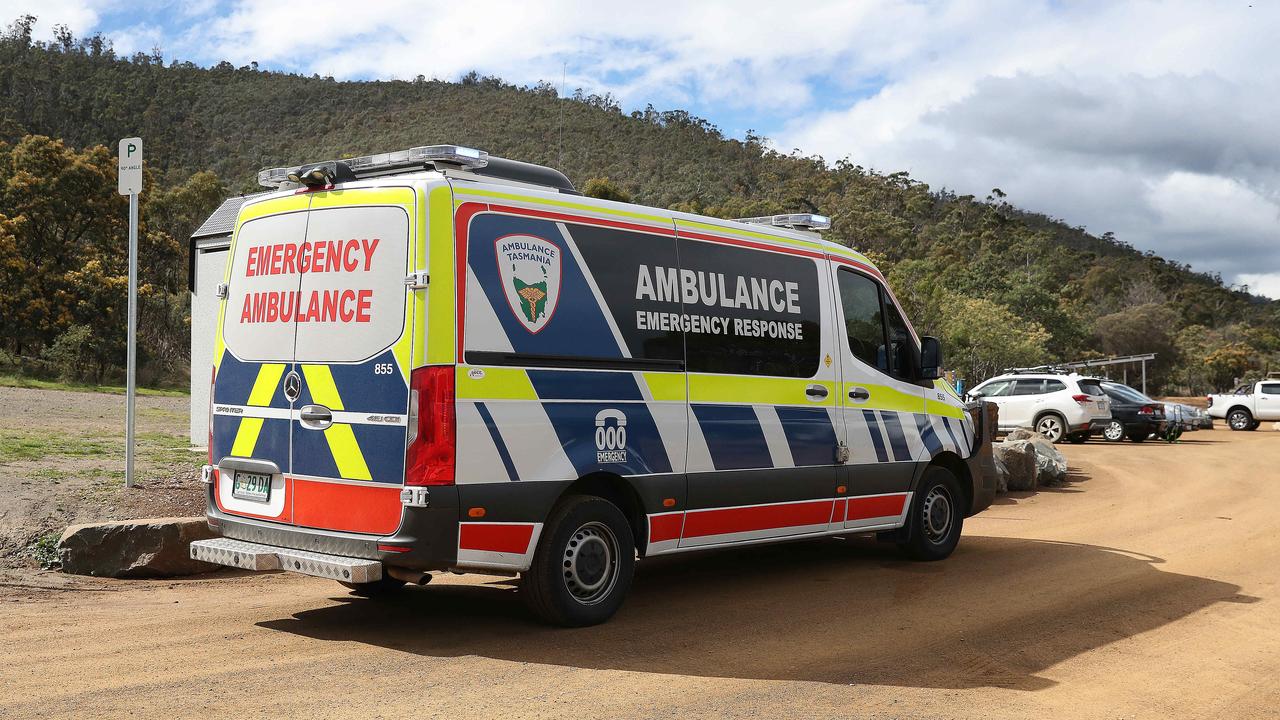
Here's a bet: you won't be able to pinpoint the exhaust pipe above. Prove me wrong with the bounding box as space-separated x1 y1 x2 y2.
385 566 432 585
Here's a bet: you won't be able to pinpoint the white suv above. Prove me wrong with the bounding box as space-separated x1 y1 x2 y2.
967 372 1112 443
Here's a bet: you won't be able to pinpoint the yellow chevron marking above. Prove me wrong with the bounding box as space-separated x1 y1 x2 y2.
248 363 286 405
230 417 264 457
322 424 373 481
227 363 286 457
926 399 965 419
301 364 373 481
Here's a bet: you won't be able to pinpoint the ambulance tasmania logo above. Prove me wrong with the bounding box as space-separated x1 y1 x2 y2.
496 235 561 333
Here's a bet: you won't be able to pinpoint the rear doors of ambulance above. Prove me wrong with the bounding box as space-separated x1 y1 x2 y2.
212 186 417 535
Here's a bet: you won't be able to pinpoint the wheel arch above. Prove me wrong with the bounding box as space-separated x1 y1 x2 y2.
927 451 974 516
557 472 647 555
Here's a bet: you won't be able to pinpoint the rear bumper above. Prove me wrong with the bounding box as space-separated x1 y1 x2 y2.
191 537 383 583
205 484 460 572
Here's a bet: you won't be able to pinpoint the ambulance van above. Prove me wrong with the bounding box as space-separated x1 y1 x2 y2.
191 145 996 626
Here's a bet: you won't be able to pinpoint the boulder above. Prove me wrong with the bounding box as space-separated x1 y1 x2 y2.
1021 435 1069 486
993 440 1038 491
1005 428 1039 442
991 452 1010 494
58 517 218 578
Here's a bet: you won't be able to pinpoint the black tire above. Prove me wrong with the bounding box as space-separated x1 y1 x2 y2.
1034 413 1067 443
1227 408 1253 431
340 576 407 597
1066 432 1087 444
1126 431 1148 443
899 466 964 561
522 495 635 627
1248 421 1261 431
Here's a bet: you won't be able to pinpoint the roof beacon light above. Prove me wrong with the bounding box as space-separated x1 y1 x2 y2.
735 213 832 231
257 144 490 188
408 144 489 169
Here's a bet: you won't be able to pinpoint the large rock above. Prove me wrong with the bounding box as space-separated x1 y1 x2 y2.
991 452 1010 494
993 440 1038 491
59 517 218 578
1001 428 1069 486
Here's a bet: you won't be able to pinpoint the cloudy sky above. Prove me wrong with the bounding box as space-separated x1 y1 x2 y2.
6 0 1278 297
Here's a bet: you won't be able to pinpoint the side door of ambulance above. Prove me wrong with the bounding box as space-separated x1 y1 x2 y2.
288 187 416 536
829 261 926 530
676 230 842 548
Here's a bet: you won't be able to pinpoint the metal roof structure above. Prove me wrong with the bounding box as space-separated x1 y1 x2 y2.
192 193 270 240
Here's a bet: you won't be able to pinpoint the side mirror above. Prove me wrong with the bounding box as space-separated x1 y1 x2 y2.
919 336 943 380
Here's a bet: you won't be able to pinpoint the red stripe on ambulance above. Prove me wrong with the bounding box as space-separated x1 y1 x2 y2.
459 522 536 554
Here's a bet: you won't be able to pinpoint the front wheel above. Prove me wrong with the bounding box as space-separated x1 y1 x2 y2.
899 466 964 561
1102 421 1124 441
522 495 635 627
1035 414 1066 443
1228 409 1253 431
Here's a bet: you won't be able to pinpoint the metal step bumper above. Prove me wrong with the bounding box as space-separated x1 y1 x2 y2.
191 537 382 584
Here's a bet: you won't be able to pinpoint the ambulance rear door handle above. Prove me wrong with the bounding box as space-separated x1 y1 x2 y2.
805 384 829 400
299 404 333 430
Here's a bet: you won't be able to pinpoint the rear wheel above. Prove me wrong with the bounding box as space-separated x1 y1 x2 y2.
899 466 964 561
1103 421 1125 442
1035 413 1066 443
522 495 635 627
340 576 407 597
1228 409 1253 431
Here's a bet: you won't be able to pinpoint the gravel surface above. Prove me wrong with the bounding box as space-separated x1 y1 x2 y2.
2 427 1278 718
0 386 204 568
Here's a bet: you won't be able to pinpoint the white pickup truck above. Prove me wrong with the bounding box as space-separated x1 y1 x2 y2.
1208 379 1280 430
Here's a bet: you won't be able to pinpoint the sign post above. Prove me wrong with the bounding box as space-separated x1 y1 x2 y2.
118 138 143 488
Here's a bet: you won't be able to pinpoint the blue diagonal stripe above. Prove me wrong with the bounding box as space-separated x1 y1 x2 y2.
474 402 519 482
879 411 912 462
861 409 890 463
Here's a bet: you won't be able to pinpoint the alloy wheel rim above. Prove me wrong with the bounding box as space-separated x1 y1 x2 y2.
1037 417 1063 441
1104 421 1124 441
1230 413 1249 430
561 521 619 605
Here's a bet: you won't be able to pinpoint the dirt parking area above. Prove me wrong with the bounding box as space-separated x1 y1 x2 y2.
1 397 1278 719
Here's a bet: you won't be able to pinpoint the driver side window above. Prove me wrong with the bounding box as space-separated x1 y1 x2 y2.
836 267 920 382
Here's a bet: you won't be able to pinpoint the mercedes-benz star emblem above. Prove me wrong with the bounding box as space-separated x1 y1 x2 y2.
283 371 301 402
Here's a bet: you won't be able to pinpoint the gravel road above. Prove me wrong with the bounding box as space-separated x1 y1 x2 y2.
2 429 1277 719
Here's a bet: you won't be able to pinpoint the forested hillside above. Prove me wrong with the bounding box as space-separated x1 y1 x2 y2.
1 16 1276 391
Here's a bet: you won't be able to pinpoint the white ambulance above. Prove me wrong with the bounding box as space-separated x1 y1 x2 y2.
191 145 996 626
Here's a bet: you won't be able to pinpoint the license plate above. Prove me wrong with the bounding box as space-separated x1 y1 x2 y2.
1097 401 1106 410
231 471 272 502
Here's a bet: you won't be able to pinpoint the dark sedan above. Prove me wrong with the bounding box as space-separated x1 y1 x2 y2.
1100 382 1166 442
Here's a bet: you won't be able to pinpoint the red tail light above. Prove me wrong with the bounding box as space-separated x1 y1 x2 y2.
405 365 455 486
1072 394 1091 404
1138 405 1157 416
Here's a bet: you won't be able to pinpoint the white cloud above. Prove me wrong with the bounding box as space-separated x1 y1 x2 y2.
1237 274 1280 300
6 0 1279 291
0 0 109 35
